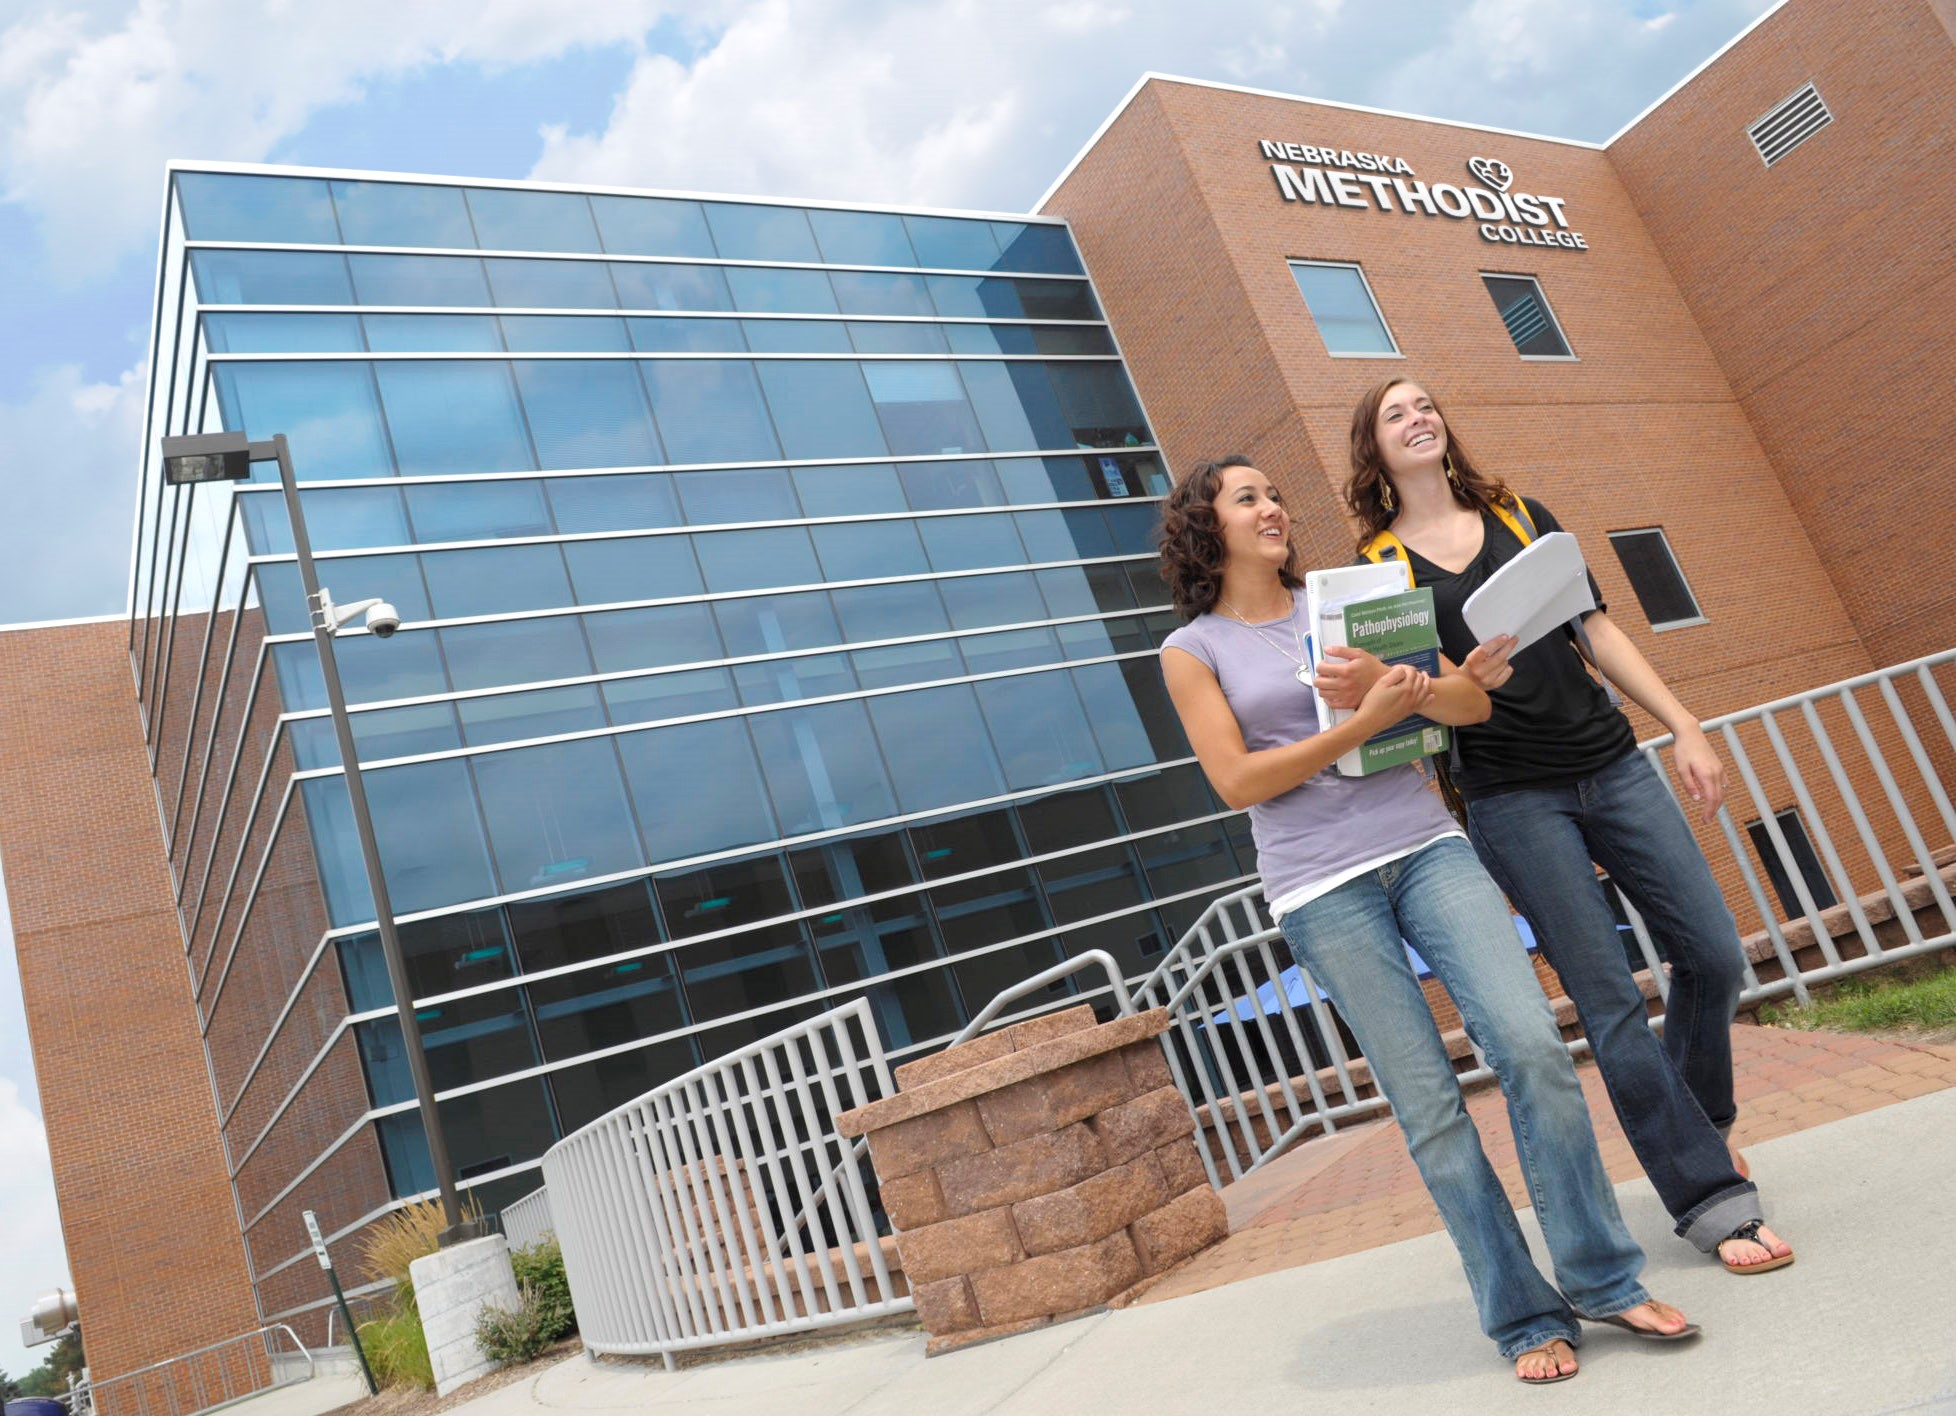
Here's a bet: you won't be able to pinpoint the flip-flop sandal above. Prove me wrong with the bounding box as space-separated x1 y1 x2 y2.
1582 1308 1701 1341
1719 1218 1796 1275
1515 1339 1579 1385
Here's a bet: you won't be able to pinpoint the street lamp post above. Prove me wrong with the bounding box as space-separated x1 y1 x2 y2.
161 431 479 1246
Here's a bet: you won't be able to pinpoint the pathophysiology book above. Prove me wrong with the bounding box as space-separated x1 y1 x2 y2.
1306 567 1450 777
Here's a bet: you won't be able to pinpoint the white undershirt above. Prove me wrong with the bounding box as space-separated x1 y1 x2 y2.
1266 827 1466 925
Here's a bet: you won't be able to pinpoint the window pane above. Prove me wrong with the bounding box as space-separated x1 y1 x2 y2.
726 266 838 315
741 319 852 353
1030 325 1116 355
863 362 985 456
975 670 1102 790
1070 662 1159 770
213 362 392 480
178 172 339 242
673 466 801 525
509 878 662 974
940 569 1045 630
809 209 917 267
405 480 553 543
830 271 934 317
899 458 1004 511
513 359 663 470
847 321 948 355
192 249 353 305
466 188 600 253
1289 262 1397 355
363 313 503 351
610 263 733 312
790 833 917 910
1035 564 1134 617
373 361 536 476
422 543 572 617
306 702 459 770
990 223 1083 275
701 203 819 262
484 258 618 309
1482 274 1573 358
473 738 644 891
529 947 688 1069
750 700 898 834
1608 530 1701 626
459 684 606 745
304 759 497 923
348 254 491 306
1018 784 1119 856
244 485 410 555
996 455 1094 504
500 315 630 352
957 361 1071 454
641 362 782 465
622 719 778 862
203 312 364 354
333 629 449 704
590 195 716 258
694 527 821 592
812 519 928 580
549 473 681 533
868 684 1005 812
627 315 746 352
832 580 948 641
920 511 1024 572
732 652 855 705
585 603 721 672
1016 278 1101 321
564 535 703 604
713 592 841 658
904 215 1001 271
756 361 887 460
331 180 476 249
440 616 594 692
961 625 1059 674
793 462 906 517
1117 762 1219 831
1047 363 1149 447
852 638 964 690
604 667 737 725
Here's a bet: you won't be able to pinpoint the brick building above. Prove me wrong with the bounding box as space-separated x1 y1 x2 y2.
2 0 1949 1384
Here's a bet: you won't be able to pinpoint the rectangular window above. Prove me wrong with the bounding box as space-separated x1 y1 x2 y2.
1607 528 1705 630
1745 809 1839 918
1481 274 1574 359
1287 261 1399 357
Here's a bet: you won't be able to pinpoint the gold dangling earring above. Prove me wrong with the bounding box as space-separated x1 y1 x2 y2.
1444 453 1461 488
1379 479 1396 513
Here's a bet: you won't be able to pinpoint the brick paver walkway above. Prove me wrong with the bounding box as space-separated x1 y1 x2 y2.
1136 1023 1956 1304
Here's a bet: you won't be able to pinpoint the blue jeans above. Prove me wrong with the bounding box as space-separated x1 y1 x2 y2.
1466 749 1762 1251
1278 837 1648 1360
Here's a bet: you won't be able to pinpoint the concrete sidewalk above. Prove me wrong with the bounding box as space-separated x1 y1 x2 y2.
443 1083 1956 1416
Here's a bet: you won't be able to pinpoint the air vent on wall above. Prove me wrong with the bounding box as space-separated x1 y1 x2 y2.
1748 82 1832 167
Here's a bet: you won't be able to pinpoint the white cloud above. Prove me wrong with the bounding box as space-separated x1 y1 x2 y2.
530 0 1775 214
0 361 145 624
0 0 681 277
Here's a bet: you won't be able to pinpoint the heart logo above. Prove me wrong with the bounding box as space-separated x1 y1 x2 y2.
1467 156 1513 192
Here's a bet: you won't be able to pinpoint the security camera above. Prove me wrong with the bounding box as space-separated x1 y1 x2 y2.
364 602 401 639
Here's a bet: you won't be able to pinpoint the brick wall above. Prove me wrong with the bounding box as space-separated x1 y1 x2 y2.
0 619 260 1379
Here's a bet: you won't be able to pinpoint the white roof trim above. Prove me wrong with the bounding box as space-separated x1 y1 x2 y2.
0 611 126 634
1604 0 1794 147
1033 71 1604 213
163 159 1070 227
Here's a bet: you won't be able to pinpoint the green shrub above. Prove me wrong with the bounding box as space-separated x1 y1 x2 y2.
357 1299 433 1391
509 1238 576 1342
475 1283 561 1365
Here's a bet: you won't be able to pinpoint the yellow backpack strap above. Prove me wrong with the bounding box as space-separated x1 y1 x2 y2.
1361 530 1417 588
1490 492 1536 547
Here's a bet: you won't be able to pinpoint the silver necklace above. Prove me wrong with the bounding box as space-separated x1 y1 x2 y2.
1218 591 1313 685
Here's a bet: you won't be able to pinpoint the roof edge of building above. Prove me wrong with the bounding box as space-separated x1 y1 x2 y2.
1604 0 1795 146
0 611 128 635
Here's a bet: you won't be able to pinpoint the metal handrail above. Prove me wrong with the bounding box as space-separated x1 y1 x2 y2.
949 948 1136 1046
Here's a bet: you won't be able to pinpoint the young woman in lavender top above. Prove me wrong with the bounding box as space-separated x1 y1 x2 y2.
1157 456 1696 1384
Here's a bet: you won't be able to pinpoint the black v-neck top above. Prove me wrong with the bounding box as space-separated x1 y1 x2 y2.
1392 496 1636 797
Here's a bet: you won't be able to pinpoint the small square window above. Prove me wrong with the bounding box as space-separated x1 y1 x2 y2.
1481 274 1573 358
1745 808 1839 918
1607 529 1704 630
1287 261 1399 357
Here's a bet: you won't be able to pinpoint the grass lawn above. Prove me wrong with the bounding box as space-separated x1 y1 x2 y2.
1759 956 1956 1037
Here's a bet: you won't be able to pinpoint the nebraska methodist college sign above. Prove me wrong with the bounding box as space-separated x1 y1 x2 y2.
1259 141 1590 251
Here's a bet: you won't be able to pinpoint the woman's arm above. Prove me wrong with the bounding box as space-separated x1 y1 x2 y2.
1161 648 1434 809
1580 612 1727 821
1312 646 1492 726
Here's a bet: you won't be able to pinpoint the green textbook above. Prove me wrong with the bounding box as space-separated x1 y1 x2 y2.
1324 585 1450 777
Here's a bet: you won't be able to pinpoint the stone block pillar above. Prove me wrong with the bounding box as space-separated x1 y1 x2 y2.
410 1234 521 1396
836 1005 1226 1356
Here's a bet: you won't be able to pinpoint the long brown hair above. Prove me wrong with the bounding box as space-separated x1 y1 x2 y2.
1157 456 1303 621
1345 378 1513 553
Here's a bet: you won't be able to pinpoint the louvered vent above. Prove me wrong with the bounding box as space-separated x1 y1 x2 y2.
1748 82 1832 167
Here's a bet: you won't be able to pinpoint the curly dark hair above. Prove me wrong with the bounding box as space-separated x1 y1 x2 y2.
1345 378 1514 553
1157 456 1302 621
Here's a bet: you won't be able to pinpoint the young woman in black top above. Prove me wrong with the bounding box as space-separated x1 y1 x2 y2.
1316 378 1795 1275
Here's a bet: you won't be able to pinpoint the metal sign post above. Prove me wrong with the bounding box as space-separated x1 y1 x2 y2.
304 1211 378 1397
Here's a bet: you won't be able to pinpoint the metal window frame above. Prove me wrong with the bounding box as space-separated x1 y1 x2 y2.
1285 259 1403 359
1478 270 1578 362
1605 526 1706 631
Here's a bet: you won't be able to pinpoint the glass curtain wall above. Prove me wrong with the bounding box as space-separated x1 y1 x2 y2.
137 169 1252 1310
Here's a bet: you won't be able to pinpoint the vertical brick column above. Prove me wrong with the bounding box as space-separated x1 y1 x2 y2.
836 1006 1226 1356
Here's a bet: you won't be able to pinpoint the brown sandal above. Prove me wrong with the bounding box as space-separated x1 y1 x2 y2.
1718 1218 1795 1275
1515 1338 1579 1384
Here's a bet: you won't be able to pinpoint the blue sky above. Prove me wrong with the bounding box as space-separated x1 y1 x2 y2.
0 0 1776 1378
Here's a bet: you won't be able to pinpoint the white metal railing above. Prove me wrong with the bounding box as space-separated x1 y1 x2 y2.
500 1184 555 1251
1134 649 1956 1187
73 1326 312 1416
540 998 908 1367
